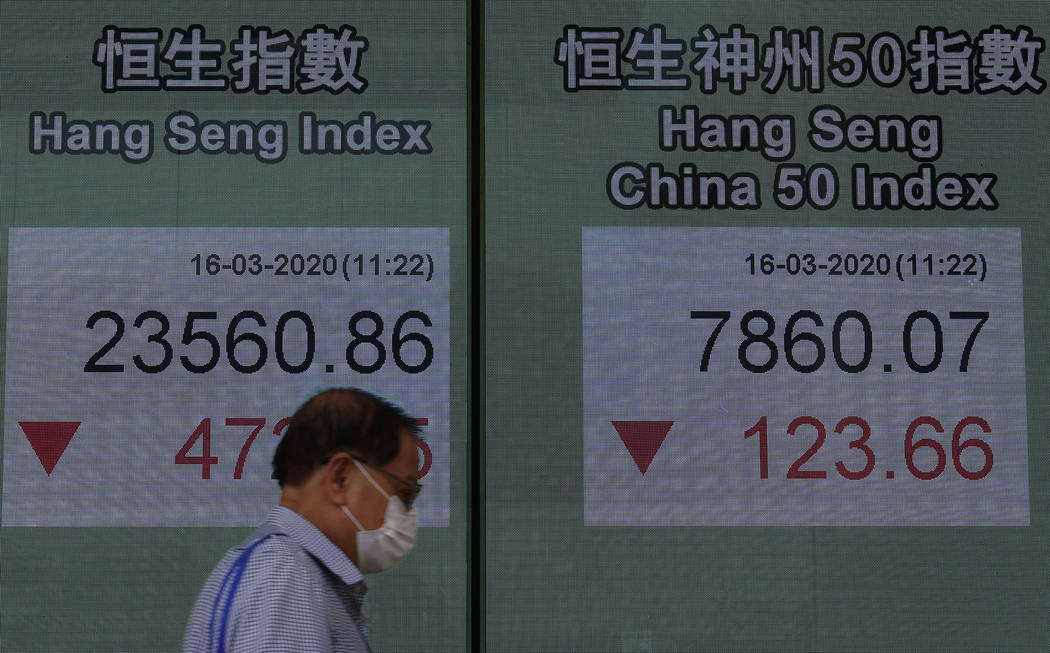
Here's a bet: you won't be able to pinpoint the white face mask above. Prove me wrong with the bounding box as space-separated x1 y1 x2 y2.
341 458 417 573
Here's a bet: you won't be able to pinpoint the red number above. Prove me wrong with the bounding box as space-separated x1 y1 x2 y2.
743 416 769 479
271 417 292 478
952 416 993 480
176 418 218 479
787 416 827 479
834 416 875 480
177 415 442 482
228 418 266 479
417 440 433 479
905 416 946 480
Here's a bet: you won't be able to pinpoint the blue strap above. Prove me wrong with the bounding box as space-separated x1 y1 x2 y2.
208 533 277 653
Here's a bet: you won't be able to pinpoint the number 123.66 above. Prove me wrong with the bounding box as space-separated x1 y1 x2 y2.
745 415 993 481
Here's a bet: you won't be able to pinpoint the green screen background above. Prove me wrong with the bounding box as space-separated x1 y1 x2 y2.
0 2 468 651
485 2 1048 651
1 0 1049 651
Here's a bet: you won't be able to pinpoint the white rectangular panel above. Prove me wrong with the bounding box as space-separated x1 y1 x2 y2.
3 228 449 526
583 228 1028 526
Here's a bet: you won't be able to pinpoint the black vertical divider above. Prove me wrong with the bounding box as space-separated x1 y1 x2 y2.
468 1 484 652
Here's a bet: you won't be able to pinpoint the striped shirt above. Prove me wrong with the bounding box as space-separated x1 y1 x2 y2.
183 506 371 653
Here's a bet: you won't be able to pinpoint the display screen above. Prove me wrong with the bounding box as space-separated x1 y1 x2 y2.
486 2 1047 652
1 1 1048 652
4 228 450 527
0 2 467 651
583 228 1027 526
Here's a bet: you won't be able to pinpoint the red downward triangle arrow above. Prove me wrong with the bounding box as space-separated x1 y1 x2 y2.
612 421 674 475
19 421 80 475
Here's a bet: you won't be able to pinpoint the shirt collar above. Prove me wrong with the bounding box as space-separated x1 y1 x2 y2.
266 505 365 587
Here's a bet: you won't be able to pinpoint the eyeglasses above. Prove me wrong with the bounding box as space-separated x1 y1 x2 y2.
352 455 422 508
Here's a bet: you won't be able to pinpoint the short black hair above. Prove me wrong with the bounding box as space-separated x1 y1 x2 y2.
272 388 420 487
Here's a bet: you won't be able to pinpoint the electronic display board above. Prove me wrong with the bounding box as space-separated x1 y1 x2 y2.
4 228 450 528
583 228 1027 526
487 1 1047 651
0 2 467 651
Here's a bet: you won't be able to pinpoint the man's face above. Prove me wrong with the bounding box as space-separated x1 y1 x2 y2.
347 428 420 530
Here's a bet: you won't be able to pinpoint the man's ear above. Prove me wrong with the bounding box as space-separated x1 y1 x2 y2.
322 452 356 503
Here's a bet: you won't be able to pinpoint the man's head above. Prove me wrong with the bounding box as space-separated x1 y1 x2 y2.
272 388 421 571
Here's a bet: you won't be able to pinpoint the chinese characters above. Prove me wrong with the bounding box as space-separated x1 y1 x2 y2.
556 24 1045 94
94 24 369 93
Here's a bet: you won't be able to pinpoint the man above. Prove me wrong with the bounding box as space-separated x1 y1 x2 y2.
183 388 421 653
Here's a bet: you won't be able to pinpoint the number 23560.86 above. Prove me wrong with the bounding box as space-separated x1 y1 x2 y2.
83 309 434 375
